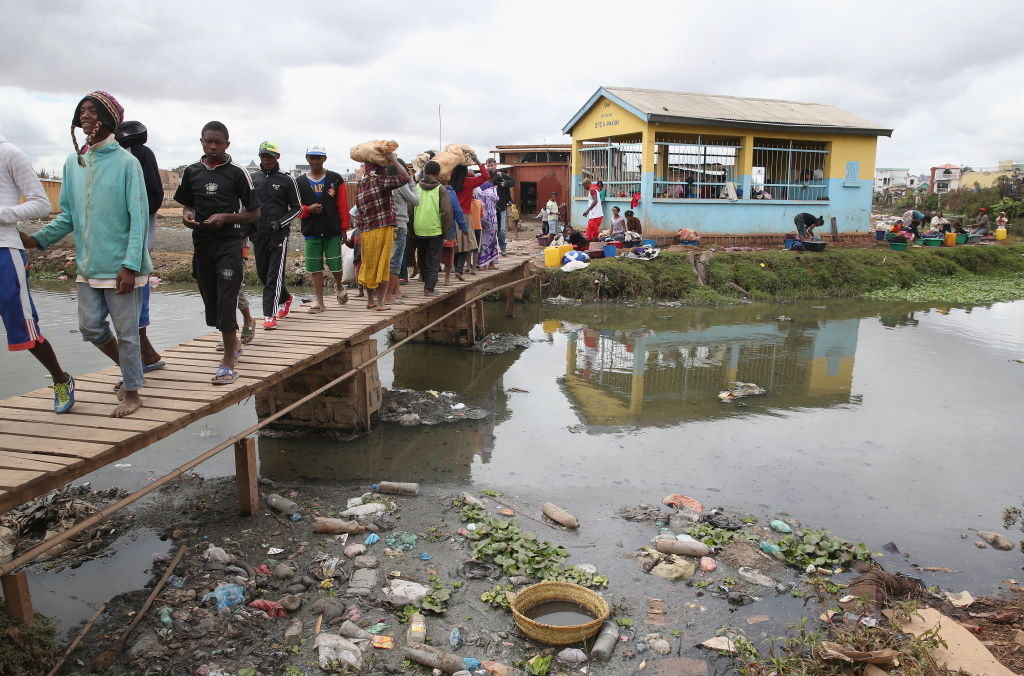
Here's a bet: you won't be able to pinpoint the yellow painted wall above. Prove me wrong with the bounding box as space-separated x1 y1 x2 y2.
960 170 1004 189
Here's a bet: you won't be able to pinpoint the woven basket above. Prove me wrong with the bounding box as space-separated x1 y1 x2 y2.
509 581 609 646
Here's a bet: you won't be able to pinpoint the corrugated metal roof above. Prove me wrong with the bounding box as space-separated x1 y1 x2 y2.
564 87 892 136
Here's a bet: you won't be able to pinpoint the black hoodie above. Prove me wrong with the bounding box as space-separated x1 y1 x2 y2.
117 123 164 215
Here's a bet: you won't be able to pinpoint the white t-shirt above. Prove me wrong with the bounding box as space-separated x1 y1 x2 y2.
587 187 603 220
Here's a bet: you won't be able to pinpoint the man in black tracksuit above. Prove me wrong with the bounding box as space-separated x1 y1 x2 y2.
251 142 302 329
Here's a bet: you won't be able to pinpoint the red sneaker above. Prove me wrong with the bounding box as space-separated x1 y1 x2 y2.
278 294 294 319
263 317 278 330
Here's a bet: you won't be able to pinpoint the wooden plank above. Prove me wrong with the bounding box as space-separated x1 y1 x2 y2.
0 421 138 445
0 468 49 490
2 572 33 624
22 389 205 413
0 407 157 432
0 434 114 459
234 437 258 517
0 398 184 423
0 451 79 472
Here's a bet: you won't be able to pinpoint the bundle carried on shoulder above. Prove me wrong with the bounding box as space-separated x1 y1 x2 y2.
412 151 435 175
431 151 463 176
443 143 478 166
350 140 399 167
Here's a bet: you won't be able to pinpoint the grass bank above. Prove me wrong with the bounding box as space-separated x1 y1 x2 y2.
532 243 1024 304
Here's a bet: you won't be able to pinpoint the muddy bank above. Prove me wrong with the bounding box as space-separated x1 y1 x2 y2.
9 472 1024 676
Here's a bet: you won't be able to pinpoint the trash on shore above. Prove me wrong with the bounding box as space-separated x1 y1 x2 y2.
474 333 532 354
542 503 579 528
380 388 489 425
718 382 765 401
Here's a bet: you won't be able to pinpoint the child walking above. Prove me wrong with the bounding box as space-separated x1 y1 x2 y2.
173 121 260 384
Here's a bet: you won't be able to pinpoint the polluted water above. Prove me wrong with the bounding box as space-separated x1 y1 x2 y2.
523 601 598 626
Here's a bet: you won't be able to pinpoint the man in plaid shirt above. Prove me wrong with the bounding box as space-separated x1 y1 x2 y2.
354 151 410 310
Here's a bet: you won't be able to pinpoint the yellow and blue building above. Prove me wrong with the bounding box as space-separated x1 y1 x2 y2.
562 87 892 234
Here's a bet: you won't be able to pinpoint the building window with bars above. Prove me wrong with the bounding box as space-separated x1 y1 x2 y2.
654 136 741 199
751 139 829 201
577 138 642 198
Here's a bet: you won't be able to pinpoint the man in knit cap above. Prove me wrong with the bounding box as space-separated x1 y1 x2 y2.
22 91 152 417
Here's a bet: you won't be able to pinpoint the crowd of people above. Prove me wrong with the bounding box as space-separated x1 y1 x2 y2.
0 91 537 418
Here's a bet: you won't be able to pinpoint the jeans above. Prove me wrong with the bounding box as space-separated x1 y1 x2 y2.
390 226 408 276
77 283 144 391
497 209 507 252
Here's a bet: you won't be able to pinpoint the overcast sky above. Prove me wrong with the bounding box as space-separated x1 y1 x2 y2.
3 1 1022 178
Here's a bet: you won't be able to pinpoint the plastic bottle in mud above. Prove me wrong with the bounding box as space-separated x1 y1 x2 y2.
312 518 365 534
375 481 420 496
406 613 426 644
590 621 619 660
656 539 711 557
403 645 463 673
266 494 298 516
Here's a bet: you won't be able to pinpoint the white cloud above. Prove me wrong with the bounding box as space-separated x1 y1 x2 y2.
2 0 1023 176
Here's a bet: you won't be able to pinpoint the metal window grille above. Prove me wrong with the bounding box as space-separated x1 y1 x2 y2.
653 137 741 199
751 139 829 201
577 138 642 197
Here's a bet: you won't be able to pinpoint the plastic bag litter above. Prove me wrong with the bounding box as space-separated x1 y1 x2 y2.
384 579 430 605
342 503 386 518
760 541 782 555
561 260 589 272
769 520 791 533
557 648 588 663
700 512 743 530
365 533 380 546
204 546 233 563
738 567 775 587
458 560 504 581
718 382 766 402
350 140 399 168
450 627 463 649
662 495 704 513
463 658 482 671
386 531 418 552
314 633 363 671
248 599 286 618
203 583 244 609
166 575 186 589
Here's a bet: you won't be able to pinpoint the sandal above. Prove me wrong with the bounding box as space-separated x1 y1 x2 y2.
211 366 238 384
240 324 255 344
307 302 325 314
143 360 165 372
336 289 349 305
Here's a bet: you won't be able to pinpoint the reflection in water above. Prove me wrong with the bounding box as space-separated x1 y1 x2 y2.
558 310 861 426
257 340 526 482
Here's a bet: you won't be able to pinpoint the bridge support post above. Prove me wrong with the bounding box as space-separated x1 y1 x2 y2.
234 437 258 516
2 571 33 624
254 338 382 430
392 290 483 344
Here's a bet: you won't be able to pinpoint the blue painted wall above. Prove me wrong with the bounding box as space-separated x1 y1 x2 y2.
572 174 874 234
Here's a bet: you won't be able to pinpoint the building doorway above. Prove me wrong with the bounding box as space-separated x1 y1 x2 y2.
520 182 538 215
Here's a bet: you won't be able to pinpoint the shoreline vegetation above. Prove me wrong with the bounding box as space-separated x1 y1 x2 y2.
26 243 1024 306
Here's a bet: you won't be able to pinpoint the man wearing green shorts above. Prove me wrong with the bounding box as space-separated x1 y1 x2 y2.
297 145 349 312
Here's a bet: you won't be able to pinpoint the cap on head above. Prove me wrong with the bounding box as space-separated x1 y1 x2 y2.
979 207 986 212
259 141 280 157
72 90 124 166
306 144 326 156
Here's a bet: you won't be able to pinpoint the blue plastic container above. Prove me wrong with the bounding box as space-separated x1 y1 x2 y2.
603 244 617 259
875 229 886 240
643 239 656 248
784 239 797 250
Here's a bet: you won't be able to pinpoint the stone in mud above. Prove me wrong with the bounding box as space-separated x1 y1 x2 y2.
128 631 166 659
645 634 672 655
650 557 696 580
398 413 421 426
738 567 775 587
353 555 378 569
347 568 377 596
274 563 296 579
285 583 307 595
344 544 367 558
279 595 302 612
978 531 1015 551
284 619 303 645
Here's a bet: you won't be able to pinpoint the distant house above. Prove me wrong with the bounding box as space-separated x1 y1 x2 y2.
929 165 961 194
562 86 892 234
158 169 181 207
874 168 917 193
489 144 571 216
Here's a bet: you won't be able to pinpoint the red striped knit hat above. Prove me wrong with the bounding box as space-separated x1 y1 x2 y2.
71 91 124 166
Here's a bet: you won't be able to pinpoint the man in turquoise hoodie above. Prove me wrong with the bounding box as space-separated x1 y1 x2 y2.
22 91 152 418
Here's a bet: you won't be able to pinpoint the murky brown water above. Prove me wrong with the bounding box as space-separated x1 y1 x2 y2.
5 281 1024 633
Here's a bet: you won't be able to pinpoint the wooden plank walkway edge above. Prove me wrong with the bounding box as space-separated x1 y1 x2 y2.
0 262 530 513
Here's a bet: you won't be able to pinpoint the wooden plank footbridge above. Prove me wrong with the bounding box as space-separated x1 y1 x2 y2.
0 261 535 621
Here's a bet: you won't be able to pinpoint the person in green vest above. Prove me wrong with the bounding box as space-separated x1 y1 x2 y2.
412 160 453 295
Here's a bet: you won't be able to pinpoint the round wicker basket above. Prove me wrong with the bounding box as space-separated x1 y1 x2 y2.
509 581 609 646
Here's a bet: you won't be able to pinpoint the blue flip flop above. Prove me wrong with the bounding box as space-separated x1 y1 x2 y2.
211 366 239 385
233 348 243 363
143 360 166 372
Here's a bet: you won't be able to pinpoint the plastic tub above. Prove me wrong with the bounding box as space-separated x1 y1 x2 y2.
680 240 700 246
536 235 551 247
889 242 909 252
955 234 968 244
784 239 797 250
921 238 942 246
603 244 617 259
643 239 656 248
590 250 605 259
544 247 562 267
875 230 886 241
803 241 828 252
884 232 896 241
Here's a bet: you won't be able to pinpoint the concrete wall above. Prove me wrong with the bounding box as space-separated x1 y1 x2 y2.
568 96 878 234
